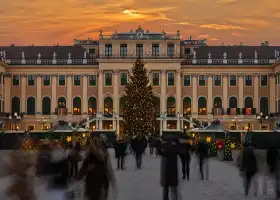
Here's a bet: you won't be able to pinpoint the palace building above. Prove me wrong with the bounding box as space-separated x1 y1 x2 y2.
0 26 280 135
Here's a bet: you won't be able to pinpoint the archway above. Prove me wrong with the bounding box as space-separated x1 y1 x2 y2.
73 97 81 114
183 97 191 115
104 97 113 115
27 97 36 115
11 96 20 115
42 97 51 115
213 97 222 108
88 97 97 114
260 97 269 115
167 97 176 115
198 97 207 115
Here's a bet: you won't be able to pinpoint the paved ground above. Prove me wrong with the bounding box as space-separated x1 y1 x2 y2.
0 150 278 200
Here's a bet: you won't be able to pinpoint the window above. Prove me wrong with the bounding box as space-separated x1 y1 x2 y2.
59 75 65 86
167 72 174 86
230 75 237 86
136 44 143 57
88 97 97 114
88 75 96 86
73 97 81 115
105 72 112 86
27 97 36 115
214 75 221 86
89 49 96 58
11 96 20 115
42 97 51 115
261 75 268 86
27 75 35 86
43 75 50 86
74 75 81 86
152 44 159 56
167 97 176 115
12 75 20 86
183 97 191 115
57 97 66 108
183 75 191 86
27 126 35 131
120 73 127 86
245 75 252 86
152 73 159 86
104 97 113 115
42 125 49 130
105 44 112 56
199 75 206 86
120 44 127 56
167 44 174 56
198 97 207 115
185 48 191 55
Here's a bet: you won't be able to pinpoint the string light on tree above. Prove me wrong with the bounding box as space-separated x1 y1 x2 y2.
223 132 233 161
206 136 211 143
210 134 217 157
122 57 156 136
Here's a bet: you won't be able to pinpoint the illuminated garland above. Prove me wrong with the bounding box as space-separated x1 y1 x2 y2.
223 132 233 161
209 134 217 157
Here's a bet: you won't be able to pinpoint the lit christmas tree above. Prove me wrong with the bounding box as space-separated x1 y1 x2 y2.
223 132 233 161
122 57 156 136
210 133 217 157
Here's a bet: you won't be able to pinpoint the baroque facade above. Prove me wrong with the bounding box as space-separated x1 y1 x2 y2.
1 26 280 135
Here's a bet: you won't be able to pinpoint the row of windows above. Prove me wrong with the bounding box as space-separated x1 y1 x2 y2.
12 73 128 87
104 44 175 57
10 73 269 87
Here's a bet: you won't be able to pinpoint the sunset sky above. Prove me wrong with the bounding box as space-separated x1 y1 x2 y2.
0 0 280 46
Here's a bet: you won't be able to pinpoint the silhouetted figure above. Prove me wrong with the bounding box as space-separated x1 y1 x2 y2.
131 135 146 169
69 142 82 178
159 139 181 200
266 147 280 198
115 138 127 170
178 140 191 180
197 140 209 180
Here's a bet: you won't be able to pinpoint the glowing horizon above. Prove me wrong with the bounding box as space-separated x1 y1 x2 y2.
0 0 279 46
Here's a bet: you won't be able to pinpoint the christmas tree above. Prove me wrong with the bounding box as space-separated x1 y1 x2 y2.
122 57 156 136
210 134 217 157
223 132 233 161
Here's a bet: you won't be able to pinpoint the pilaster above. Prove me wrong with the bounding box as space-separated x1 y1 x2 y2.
253 73 259 113
36 75 42 114
20 75 27 113
66 74 73 114
192 74 198 114
175 70 181 112
4 73 11 113
98 70 104 113
82 75 88 114
269 73 276 113
113 70 119 113
206 74 213 114
238 73 244 108
51 75 57 113
222 74 228 110
160 70 167 112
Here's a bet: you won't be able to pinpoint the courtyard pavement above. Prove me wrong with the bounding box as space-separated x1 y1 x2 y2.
0 149 277 200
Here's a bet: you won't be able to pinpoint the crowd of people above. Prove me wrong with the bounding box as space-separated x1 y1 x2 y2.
2 134 280 200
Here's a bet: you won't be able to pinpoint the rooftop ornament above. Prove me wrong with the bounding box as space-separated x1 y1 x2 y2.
176 30 180 35
53 52 56 59
68 52 71 59
21 51 25 60
37 53 41 59
223 52 227 59
239 52 242 59
208 52 211 59
254 50 258 59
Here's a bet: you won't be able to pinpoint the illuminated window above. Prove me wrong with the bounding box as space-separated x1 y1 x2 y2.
198 97 207 115
57 97 66 108
183 97 191 115
27 126 34 131
167 97 176 115
73 97 81 115
104 97 113 114
88 97 97 114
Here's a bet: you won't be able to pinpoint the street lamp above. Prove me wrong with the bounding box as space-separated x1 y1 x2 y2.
256 112 269 130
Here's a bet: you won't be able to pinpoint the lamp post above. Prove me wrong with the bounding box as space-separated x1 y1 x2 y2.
256 112 269 130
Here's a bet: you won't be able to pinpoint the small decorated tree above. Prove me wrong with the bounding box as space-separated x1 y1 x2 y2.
210 133 217 157
223 132 233 161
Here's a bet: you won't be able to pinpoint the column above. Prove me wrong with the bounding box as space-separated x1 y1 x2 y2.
160 70 167 113
36 75 42 114
253 73 259 113
160 70 167 130
4 74 11 113
207 74 213 115
222 74 228 113
21 75 26 113
147 70 152 85
98 70 104 130
277 74 279 112
113 70 119 113
66 75 72 114
192 74 198 114
82 75 88 114
51 75 57 114
269 73 276 113
117 119 120 137
176 70 181 130
238 74 244 109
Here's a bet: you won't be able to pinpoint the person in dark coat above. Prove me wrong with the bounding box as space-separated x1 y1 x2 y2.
266 147 280 198
159 139 181 200
77 139 116 200
114 138 127 170
178 139 191 180
196 140 209 180
69 142 82 178
148 135 154 155
131 135 146 169
240 145 258 196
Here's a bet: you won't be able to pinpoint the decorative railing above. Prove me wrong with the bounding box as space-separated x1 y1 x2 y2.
5 59 98 65
99 34 180 40
55 108 68 115
182 59 277 65
99 55 181 59
213 108 224 115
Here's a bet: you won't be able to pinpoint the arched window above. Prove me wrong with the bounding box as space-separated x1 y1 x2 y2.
198 97 207 115
27 97 36 115
42 97 51 115
119 96 126 116
167 97 176 115
57 97 66 108
244 97 253 115
104 97 113 115
183 97 191 115
260 97 269 115
213 97 222 108
11 96 20 115
88 97 97 114
73 97 81 115
229 97 238 108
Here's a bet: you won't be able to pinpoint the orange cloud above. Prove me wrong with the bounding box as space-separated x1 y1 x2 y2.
200 24 246 30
